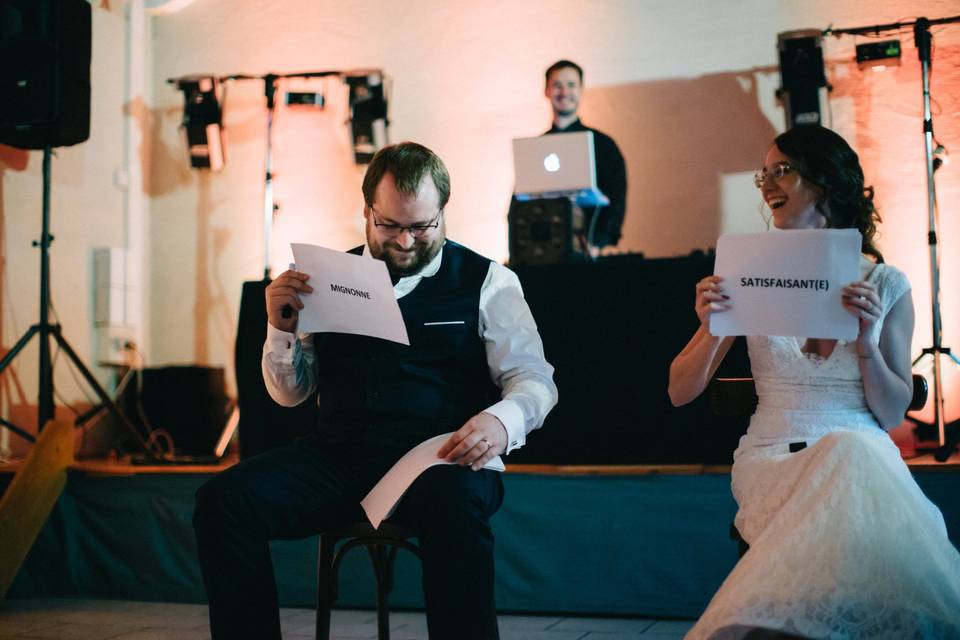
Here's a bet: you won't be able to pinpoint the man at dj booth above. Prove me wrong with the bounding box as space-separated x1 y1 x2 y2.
543 59 628 250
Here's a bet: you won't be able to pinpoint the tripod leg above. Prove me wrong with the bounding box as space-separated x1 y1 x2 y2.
0 416 36 444
0 326 40 376
934 412 960 463
50 331 155 455
0 327 42 442
934 446 955 463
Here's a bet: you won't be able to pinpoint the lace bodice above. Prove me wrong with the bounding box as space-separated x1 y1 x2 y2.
744 262 910 441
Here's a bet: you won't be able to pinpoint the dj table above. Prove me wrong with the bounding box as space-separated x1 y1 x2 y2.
508 252 750 464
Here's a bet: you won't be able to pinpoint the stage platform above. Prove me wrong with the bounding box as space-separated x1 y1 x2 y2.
3 455 959 619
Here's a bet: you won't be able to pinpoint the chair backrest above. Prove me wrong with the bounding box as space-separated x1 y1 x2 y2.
709 373 928 417
909 373 928 412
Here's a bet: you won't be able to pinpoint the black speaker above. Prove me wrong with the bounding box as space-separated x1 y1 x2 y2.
0 0 91 149
508 197 582 265
777 29 826 129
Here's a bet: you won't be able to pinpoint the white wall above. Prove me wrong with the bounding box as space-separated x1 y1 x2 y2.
148 0 960 414
3 0 960 445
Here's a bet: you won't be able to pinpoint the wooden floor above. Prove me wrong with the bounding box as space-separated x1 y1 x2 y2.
0 598 695 640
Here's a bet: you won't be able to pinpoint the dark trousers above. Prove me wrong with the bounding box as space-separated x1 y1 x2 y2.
193 435 504 640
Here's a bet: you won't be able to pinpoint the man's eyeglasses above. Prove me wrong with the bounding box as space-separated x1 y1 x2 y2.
369 206 442 238
753 163 797 188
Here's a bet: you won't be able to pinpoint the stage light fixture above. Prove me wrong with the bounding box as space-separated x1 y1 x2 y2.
776 30 827 128
175 75 225 171
285 90 325 108
345 71 388 164
856 40 901 70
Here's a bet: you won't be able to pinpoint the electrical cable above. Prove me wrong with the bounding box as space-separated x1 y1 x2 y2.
127 343 175 458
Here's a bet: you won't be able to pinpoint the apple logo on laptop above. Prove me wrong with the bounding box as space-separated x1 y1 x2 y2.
543 153 560 173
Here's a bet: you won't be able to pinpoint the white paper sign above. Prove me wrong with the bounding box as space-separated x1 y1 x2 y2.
290 243 410 345
361 433 505 529
710 229 861 339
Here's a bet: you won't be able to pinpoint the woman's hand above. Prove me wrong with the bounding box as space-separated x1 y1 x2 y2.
669 276 735 407
695 276 731 327
842 280 882 358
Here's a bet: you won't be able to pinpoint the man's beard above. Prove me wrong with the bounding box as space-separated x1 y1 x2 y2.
553 100 578 118
368 232 444 277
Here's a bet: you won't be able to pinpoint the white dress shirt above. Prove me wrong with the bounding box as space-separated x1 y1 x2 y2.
262 243 558 454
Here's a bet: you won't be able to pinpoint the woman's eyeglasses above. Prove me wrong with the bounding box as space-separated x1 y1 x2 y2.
753 163 797 188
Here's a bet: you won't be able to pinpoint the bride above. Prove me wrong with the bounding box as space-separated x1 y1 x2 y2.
668 125 960 639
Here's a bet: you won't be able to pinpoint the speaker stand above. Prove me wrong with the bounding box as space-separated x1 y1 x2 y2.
0 147 156 454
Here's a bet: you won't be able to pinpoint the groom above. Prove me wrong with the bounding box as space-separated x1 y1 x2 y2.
193 141 558 639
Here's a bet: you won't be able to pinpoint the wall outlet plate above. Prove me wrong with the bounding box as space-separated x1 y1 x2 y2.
96 326 136 367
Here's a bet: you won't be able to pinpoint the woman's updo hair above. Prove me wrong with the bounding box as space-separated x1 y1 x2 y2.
774 125 883 262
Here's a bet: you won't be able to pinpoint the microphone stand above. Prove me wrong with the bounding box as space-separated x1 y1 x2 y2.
826 15 960 461
262 74 277 281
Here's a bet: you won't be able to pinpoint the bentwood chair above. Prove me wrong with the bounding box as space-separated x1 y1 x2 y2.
316 521 422 640
708 373 929 557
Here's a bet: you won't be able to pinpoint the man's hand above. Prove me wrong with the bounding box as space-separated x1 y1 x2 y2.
437 412 508 471
265 270 313 333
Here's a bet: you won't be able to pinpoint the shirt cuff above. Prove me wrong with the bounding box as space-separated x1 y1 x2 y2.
265 323 298 364
483 399 526 455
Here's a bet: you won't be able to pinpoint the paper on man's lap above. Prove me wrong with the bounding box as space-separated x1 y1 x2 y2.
361 433 505 529
710 229 861 340
290 243 409 344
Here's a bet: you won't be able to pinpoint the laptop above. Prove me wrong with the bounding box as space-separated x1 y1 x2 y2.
512 131 609 206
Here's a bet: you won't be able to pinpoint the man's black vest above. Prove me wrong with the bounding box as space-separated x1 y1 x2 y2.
311 241 500 448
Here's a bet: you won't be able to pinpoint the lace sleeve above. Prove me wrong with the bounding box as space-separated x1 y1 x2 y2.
872 263 911 316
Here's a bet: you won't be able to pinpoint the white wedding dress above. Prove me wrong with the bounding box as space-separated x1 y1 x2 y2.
687 263 960 639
